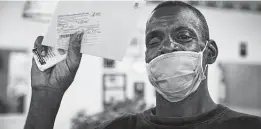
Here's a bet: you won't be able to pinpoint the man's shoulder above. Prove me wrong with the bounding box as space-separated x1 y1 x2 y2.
217 106 261 129
95 113 138 129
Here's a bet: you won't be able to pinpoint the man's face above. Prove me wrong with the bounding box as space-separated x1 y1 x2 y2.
145 6 206 63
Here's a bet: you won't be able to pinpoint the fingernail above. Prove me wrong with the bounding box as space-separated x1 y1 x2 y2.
76 31 83 35
79 32 84 38
76 31 84 40
76 31 81 35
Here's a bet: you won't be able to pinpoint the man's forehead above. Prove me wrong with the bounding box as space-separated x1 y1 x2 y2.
146 7 201 32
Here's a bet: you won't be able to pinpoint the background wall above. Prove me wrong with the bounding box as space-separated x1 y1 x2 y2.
0 1 261 129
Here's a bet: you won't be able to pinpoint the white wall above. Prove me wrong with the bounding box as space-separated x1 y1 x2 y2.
1 1 261 129
0 2 48 50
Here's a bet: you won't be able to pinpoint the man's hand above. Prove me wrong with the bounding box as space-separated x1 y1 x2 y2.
24 31 84 129
31 31 84 92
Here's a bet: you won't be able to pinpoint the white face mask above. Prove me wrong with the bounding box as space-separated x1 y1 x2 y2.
146 42 208 102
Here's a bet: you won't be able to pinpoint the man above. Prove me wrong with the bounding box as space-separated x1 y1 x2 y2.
24 1 261 129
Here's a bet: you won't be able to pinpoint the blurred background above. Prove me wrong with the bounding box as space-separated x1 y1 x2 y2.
1 1 261 129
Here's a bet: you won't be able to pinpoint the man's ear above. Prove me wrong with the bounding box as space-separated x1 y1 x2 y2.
206 39 218 64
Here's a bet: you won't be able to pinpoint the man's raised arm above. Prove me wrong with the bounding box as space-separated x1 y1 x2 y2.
24 31 84 129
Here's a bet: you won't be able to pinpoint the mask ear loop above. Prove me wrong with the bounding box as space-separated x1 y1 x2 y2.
201 41 209 79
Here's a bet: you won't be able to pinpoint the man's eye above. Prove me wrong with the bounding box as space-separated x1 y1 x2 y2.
148 37 161 46
177 35 191 40
174 31 195 42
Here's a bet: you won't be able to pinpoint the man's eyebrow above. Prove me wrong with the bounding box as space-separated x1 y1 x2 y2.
146 28 158 35
174 26 194 31
146 25 196 35
145 20 170 35
172 26 197 35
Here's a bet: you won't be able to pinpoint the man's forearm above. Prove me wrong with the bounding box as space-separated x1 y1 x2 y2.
24 87 64 129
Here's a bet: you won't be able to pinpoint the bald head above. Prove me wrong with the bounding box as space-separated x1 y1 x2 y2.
147 1 209 41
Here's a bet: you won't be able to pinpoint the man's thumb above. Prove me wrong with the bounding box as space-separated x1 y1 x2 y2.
66 31 84 69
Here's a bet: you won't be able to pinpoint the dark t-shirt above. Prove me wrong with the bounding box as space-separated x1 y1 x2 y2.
95 104 261 129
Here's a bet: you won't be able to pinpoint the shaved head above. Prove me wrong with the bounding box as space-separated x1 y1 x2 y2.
147 1 209 42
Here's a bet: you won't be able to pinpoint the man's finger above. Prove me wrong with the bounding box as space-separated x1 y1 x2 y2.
33 36 48 56
32 36 43 73
66 31 84 71
58 48 66 55
34 36 44 48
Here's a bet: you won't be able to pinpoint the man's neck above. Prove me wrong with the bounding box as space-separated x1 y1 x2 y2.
155 80 217 117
